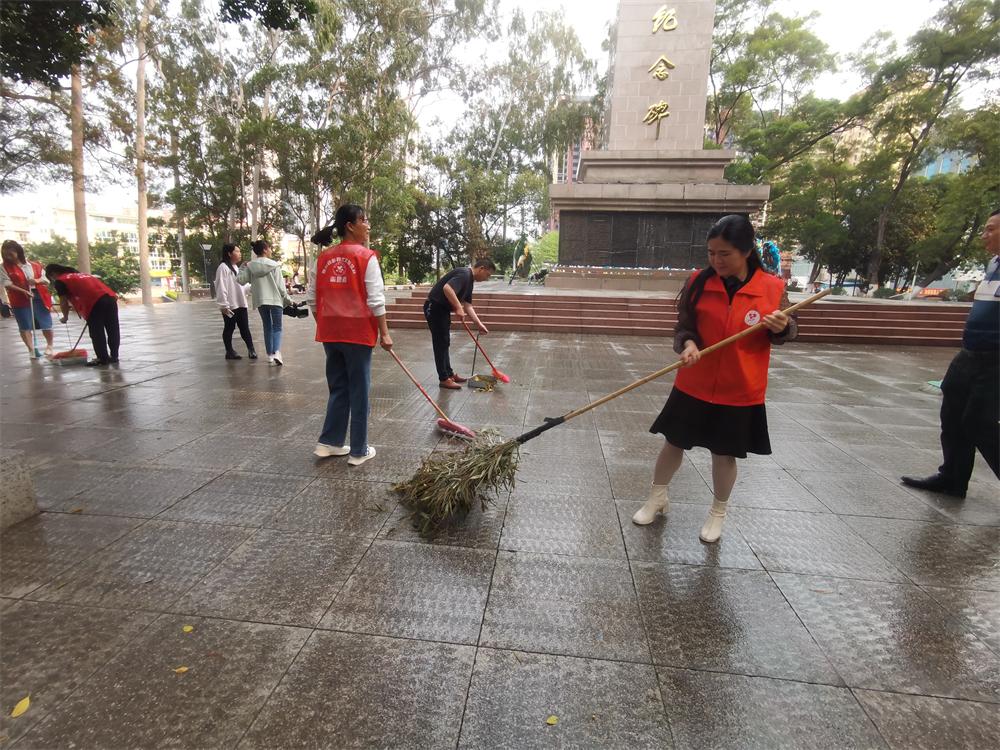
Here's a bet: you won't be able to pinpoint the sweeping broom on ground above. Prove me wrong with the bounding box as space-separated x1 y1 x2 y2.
394 289 831 534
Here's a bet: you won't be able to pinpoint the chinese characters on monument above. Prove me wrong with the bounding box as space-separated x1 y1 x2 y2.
644 5 679 138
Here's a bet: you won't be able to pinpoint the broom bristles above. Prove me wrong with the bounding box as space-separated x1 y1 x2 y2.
393 429 520 535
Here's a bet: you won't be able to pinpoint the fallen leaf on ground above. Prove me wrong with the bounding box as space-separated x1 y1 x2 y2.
10 696 29 718
546 715 558 726
70 508 83 514
182 625 194 633
173 666 189 674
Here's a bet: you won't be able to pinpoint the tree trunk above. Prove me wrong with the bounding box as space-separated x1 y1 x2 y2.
250 78 269 241
169 128 189 296
135 0 153 305
70 66 90 273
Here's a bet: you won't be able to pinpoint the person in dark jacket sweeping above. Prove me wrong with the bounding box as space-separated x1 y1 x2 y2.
424 259 495 389
632 214 796 543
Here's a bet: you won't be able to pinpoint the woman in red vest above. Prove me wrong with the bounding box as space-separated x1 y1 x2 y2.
632 215 797 543
45 264 120 367
1 240 55 358
306 204 393 466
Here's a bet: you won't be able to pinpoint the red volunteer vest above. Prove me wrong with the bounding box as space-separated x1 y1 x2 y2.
314 243 379 346
3 260 53 309
674 270 785 407
58 273 116 320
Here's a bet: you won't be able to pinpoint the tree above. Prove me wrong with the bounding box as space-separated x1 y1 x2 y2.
219 0 318 30
708 0 835 148
860 0 999 287
0 0 114 88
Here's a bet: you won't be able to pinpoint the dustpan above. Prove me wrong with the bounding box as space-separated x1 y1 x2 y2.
466 333 497 391
51 322 89 365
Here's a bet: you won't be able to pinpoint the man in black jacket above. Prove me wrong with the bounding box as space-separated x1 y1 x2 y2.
424 259 495 389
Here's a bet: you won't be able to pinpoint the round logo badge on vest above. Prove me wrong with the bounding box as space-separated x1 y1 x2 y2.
744 309 761 326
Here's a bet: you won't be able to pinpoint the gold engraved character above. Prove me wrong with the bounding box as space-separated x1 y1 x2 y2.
643 100 670 125
652 6 678 33
648 55 676 81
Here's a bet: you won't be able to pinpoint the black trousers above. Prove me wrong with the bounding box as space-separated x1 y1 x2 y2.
222 307 254 354
423 299 454 381
938 349 1000 489
87 294 120 362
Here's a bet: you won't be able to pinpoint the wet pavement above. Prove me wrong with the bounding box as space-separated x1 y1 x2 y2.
1 299 998 749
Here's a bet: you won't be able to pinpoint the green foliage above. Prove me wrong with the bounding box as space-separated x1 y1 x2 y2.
25 237 75 267
90 235 141 295
219 0 318 30
831 286 847 295
873 287 897 299
0 0 115 88
533 231 559 265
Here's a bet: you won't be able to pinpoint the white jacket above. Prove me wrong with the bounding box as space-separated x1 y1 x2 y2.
214 263 250 310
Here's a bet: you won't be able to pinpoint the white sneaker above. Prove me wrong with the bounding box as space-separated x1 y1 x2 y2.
699 499 729 543
44 345 54 358
347 446 376 466
267 356 275 365
273 351 283 366
314 443 350 458
632 484 669 525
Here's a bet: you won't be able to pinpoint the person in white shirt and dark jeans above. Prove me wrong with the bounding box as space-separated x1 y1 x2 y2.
214 243 256 361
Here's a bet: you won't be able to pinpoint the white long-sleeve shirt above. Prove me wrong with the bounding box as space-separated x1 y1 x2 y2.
214 263 249 309
305 255 385 316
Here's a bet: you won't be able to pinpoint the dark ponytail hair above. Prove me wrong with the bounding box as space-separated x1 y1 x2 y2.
678 214 761 317
310 204 367 247
221 243 238 274
250 239 268 256
311 225 334 247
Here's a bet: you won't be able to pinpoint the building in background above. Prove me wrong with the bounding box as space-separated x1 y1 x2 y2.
548 96 597 232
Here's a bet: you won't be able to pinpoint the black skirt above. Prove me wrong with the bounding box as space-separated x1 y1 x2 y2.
649 387 771 458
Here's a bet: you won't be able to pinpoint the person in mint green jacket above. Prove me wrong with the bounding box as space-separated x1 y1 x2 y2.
239 239 293 365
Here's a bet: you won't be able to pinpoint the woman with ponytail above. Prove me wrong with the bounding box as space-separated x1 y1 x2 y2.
214 243 256 360
632 214 797 543
306 206 392 467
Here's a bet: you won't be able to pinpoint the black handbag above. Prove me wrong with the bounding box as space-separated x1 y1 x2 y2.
283 301 309 318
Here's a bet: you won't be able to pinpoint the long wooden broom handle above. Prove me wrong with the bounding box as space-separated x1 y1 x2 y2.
386 348 450 421
515 288 832 444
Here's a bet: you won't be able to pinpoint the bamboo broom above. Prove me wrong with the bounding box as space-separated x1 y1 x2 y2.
394 288 832 534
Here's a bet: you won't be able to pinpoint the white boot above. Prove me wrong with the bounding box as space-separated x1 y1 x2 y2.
632 484 669 525
699 499 728 543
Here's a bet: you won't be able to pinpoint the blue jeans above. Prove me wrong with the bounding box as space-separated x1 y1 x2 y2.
319 342 373 457
258 305 283 355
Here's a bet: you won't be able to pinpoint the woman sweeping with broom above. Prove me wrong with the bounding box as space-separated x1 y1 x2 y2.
396 216 826 536
632 214 796 542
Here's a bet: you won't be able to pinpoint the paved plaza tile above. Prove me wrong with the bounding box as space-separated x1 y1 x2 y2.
2 299 1000 747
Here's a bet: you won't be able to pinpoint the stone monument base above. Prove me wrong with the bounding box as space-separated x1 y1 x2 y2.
545 267 690 293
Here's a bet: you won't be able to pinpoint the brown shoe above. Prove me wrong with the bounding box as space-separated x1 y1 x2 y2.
450 374 468 383
439 377 461 390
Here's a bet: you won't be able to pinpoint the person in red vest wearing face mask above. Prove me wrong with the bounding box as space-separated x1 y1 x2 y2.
632 214 797 543
45 264 120 367
1 240 55 358
306 204 393 466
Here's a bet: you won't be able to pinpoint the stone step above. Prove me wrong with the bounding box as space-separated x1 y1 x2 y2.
387 292 968 345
